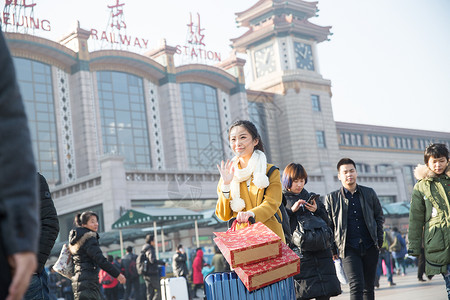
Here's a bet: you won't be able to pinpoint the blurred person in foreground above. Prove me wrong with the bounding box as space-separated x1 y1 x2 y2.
24 173 60 300
408 143 450 299
0 27 39 300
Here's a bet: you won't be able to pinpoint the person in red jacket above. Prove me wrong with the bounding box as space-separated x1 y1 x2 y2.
192 248 204 298
99 255 120 300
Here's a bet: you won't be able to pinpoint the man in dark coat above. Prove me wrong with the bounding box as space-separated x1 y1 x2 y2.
121 246 139 300
24 173 60 300
0 28 39 300
142 235 165 300
325 158 384 300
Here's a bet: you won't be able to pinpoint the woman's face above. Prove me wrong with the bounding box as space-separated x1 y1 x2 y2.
229 125 258 161
82 215 99 232
289 178 306 194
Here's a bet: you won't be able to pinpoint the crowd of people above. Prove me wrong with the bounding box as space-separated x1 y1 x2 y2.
216 120 450 300
1 25 449 300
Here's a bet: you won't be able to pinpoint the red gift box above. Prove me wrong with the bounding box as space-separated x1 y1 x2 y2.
233 242 300 291
213 222 281 268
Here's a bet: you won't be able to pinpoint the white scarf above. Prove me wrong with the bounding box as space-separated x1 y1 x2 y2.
229 150 270 212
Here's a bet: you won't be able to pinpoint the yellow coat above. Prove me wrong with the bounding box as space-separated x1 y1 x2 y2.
215 163 285 243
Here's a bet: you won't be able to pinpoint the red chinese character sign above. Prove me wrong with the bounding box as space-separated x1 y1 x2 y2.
89 0 149 52
1 0 52 34
175 12 221 66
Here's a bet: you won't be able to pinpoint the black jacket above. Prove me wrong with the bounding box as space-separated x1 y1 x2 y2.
142 244 164 277
325 185 384 258
68 227 120 292
284 189 341 299
172 251 188 277
37 173 59 273
0 29 38 298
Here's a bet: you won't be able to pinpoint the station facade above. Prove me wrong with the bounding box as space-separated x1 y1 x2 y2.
4 0 449 253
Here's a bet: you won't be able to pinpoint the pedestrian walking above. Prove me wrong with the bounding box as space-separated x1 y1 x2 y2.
192 248 204 298
141 234 165 300
69 211 126 300
325 158 384 300
283 163 341 300
390 227 407 276
24 173 60 300
211 246 229 273
122 246 140 300
408 143 450 299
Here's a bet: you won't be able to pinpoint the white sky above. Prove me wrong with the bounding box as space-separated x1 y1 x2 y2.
2 0 449 133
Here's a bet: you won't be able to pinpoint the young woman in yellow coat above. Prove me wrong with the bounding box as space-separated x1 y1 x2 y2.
216 120 285 242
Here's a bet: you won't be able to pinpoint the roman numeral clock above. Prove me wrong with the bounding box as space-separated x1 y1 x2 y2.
294 42 315 71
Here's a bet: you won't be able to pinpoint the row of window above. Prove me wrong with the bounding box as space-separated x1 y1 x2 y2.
340 132 450 150
13 58 273 178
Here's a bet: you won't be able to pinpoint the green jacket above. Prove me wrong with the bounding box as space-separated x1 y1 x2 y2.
408 164 450 275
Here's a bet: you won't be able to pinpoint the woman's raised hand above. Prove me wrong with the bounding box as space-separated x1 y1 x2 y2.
217 160 234 185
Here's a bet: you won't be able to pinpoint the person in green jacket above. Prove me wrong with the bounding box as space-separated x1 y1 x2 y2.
408 143 450 299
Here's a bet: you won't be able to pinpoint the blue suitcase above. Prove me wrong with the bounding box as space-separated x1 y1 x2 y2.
204 271 296 300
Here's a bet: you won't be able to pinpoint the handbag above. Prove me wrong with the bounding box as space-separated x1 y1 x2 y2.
53 244 74 279
292 212 332 252
334 258 348 284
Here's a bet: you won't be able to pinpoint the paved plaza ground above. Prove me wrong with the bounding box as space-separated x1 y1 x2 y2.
335 266 447 300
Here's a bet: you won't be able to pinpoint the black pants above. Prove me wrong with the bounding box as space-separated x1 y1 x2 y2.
144 275 161 300
342 245 379 300
418 247 426 279
124 277 140 300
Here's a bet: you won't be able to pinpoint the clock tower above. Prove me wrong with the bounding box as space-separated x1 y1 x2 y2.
231 0 340 176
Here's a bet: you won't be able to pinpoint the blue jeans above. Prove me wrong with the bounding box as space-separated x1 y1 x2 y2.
376 251 394 283
342 245 379 300
24 269 54 300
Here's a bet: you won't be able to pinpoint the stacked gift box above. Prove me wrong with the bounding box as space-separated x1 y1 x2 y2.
214 221 300 292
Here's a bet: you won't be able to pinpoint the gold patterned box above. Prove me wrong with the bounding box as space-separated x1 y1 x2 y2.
213 222 281 268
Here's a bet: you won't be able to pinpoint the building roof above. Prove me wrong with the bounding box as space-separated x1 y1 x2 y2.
111 207 204 229
382 202 410 216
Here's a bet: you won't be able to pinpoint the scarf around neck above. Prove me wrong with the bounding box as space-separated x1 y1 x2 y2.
229 150 270 212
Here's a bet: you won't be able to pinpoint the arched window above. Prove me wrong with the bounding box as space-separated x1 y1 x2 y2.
180 83 224 170
13 57 60 183
97 71 151 169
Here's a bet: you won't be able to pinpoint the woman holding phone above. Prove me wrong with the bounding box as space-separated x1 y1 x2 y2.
282 163 340 300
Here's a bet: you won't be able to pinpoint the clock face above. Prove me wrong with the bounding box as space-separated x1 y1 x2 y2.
294 42 314 71
254 45 276 77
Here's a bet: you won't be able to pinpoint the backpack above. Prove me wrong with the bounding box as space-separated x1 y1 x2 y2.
136 250 149 276
100 270 114 285
263 166 292 244
292 212 332 252
128 258 138 278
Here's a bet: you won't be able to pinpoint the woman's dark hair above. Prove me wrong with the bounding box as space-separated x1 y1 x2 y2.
424 143 449 164
228 120 264 152
145 234 154 244
282 163 308 189
74 211 98 227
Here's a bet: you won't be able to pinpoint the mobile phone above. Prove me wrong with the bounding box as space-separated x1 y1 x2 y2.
307 194 320 203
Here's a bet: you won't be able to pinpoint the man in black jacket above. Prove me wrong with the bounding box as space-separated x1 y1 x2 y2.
0 28 39 300
142 235 165 300
24 173 60 300
122 246 139 300
325 158 384 300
